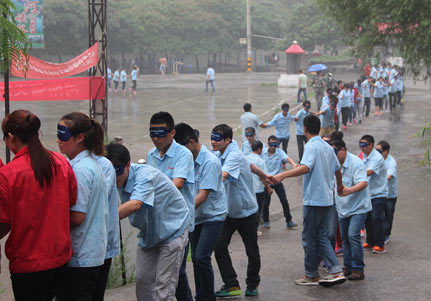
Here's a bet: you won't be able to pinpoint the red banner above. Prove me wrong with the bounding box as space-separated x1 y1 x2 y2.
11 43 99 79
0 77 105 102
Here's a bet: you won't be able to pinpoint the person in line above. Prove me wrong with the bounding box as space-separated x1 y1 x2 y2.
339 84 351 130
113 68 120 93
211 124 270 298
241 127 262 156
205 64 215 94
354 79 364 123
261 135 298 229
332 139 371 281
0 110 77 301
375 141 398 244
372 77 385 116
174 123 227 301
294 100 311 161
388 75 398 112
106 143 191 301
359 135 388 254
57 112 109 300
146 112 195 301
267 103 295 154
240 103 267 142
271 115 346 287
297 69 308 103
120 68 128 95
107 67 112 92
314 95 336 136
361 77 372 117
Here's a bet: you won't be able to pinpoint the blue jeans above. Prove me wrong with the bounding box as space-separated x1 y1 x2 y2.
175 240 193 301
297 88 307 103
302 206 342 278
326 204 338 250
205 80 215 92
276 137 289 154
365 197 386 248
190 221 223 301
339 213 367 272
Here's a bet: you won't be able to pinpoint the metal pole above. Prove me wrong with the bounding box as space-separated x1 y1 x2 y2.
246 0 252 72
3 69 10 162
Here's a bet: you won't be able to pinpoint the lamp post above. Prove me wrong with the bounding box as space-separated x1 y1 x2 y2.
246 0 252 72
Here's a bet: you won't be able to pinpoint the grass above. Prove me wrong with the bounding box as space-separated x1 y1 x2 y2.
260 82 278 87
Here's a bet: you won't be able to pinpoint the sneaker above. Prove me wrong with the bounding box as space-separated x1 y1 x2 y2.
215 285 242 298
342 267 352 277
335 247 343 256
295 276 319 286
318 272 346 287
347 270 365 281
363 243 374 249
287 221 298 229
384 236 390 245
372 246 386 254
359 120 362 124
263 221 271 229
245 288 258 297
343 125 347 130
360 229 365 237
257 231 262 236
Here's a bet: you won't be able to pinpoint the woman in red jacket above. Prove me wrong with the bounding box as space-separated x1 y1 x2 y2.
0 110 77 301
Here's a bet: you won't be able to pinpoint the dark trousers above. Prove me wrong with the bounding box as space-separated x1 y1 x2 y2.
92 258 112 301
114 80 119 89
364 97 371 117
263 183 292 223
214 213 260 290
132 80 137 90
341 107 350 126
190 221 224 301
65 265 104 301
297 88 307 103
396 91 402 104
384 197 397 237
176 240 193 301
365 197 386 248
276 137 289 154
121 81 126 90
296 135 308 161
205 80 215 92
256 192 265 220
389 92 397 111
11 264 67 301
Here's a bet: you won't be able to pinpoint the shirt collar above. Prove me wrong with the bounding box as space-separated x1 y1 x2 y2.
11 146 30 161
124 163 137 194
342 152 352 171
70 150 90 165
309 135 321 143
221 142 235 160
195 144 207 166
153 140 178 160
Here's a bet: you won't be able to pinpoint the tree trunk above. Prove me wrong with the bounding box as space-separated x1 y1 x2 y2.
212 53 217 68
195 55 200 73
58 54 62 63
121 52 126 68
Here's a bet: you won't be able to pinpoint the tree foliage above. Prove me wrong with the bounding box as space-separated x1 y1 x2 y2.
317 0 431 78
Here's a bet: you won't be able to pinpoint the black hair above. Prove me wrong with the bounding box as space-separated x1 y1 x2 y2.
303 100 311 107
332 139 346 150
322 133 332 140
377 140 390 152
174 123 198 144
326 88 333 93
105 143 131 166
268 135 277 142
243 103 252 112
245 127 255 134
193 128 200 138
251 141 263 152
281 103 289 111
331 131 343 141
360 135 375 145
150 111 175 131
303 115 320 135
212 124 233 140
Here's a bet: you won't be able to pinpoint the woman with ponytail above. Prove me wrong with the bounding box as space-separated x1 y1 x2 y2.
57 112 110 301
0 110 78 301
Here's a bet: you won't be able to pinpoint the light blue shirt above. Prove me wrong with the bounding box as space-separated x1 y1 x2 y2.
131 69 138 80
336 152 372 218
295 109 309 135
362 80 370 98
321 95 329 110
261 148 288 175
246 153 266 193
396 77 403 91
320 105 335 128
370 67 377 79
194 145 227 225
300 136 341 206
94 155 121 259
207 67 215 80
240 112 263 141
119 164 191 248
120 70 127 82
339 89 350 108
363 149 388 198
147 140 196 231
267 112 295 138
389 78 397 93
383 84 389 96
241 139 265 156
389 68 397 80
218 143 258 218
348 89 355 107
385 154 398 198
107 68 111 79
378 66 384 78
69 150 108 267
374 81 384 98
113 71 120 81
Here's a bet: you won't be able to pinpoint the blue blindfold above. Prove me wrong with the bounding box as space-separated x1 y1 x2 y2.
149 127 171 137
359 142 370 148
114 165 126 176
57 124 73 142
268 142 277 148
211 131 224 141
245 131 254 137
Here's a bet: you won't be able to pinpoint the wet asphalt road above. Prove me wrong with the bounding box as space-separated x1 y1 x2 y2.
1 71 430 300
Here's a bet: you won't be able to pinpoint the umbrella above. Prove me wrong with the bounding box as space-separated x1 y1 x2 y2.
307 64 328 72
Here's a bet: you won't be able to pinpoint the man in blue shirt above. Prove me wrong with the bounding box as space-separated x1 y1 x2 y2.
107 67 112 91
376 141 398 244
211 124 270 298
371 77 385 116
315 96 336 136
388 75 398 111
271 115 346 287
106 143 191 301
361 78 372 117
240 103 268 142
147 112 195 301
359 135 388 254
261 135 298 229
332 140 371 281
205 64 215 93
130 65 139 96
294 100 311 161
174 123 227 301
267 103 295 154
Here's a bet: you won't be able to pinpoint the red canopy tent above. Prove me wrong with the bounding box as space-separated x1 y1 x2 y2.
285 41 305 74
